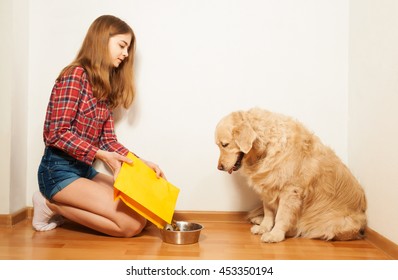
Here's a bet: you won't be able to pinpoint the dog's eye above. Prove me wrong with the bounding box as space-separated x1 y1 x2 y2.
221 143 229 148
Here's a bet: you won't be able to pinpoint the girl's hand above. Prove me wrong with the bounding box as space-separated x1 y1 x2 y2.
95 150 133 180
142 159 167 180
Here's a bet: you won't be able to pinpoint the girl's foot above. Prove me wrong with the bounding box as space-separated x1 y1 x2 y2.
32 191 64 231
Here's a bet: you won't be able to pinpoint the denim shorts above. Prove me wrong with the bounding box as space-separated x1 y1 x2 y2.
38 147 99 200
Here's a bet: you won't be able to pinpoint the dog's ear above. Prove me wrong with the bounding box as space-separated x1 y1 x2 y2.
233 122 256 153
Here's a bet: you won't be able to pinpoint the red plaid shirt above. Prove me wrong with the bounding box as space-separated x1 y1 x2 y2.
43 66 129 165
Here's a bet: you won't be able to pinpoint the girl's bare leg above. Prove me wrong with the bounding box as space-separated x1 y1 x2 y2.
47 173 146 237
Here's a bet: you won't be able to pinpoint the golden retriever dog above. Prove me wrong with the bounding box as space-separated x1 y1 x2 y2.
215 108 367 243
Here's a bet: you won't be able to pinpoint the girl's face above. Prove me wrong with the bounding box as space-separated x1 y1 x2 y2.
108 33 132 68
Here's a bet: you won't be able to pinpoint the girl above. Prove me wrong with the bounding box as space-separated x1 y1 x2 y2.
32 15 165 237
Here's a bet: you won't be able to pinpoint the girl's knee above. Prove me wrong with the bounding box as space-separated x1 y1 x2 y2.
120 217 147 238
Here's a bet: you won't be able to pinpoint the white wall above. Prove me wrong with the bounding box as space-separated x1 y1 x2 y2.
26 0 349 212
10 0 29 214
349 0 398 244
0 0 13 214
0 0 29 214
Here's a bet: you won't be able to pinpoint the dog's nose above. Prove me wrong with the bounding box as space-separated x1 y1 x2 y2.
218 164 224 171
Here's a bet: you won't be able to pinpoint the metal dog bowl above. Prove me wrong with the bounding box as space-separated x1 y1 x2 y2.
160 221 204 245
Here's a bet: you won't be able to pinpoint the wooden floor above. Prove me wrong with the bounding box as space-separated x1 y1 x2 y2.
0 217 395 260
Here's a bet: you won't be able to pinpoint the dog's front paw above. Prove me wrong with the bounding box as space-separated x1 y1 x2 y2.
260 230 285 243
250 225 268 235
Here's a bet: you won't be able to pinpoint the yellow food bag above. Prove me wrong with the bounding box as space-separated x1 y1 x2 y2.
114 152 180 228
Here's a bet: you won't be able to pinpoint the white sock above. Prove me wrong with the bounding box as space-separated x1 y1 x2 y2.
32 191 64 231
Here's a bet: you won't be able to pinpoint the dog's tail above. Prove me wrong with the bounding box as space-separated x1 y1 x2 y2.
332 213 367 241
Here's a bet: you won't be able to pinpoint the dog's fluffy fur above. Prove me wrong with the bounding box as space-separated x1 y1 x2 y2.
215 108 367 243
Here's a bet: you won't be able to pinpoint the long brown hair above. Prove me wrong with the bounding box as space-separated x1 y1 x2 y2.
58 15 136 109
